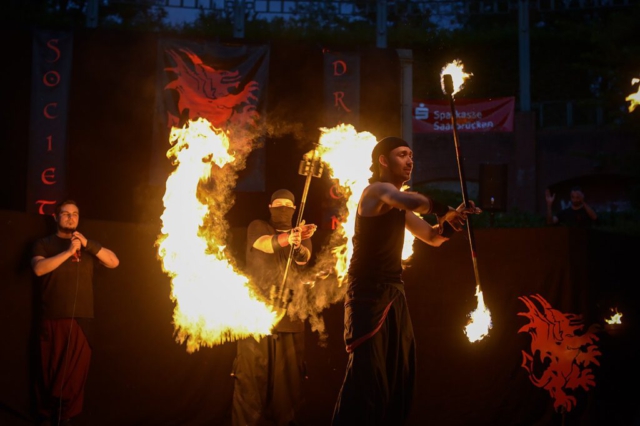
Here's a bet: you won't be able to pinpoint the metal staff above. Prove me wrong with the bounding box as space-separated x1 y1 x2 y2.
271 147 323 314
442 74 482 290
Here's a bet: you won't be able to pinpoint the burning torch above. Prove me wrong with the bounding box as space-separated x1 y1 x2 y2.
441 60 492 342
270 147 324 319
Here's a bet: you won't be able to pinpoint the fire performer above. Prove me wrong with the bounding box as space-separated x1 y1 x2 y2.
30 200 119 426
231 189 317 426
331 137 481 425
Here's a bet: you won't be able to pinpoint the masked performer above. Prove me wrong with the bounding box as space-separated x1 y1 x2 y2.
232 189 317 426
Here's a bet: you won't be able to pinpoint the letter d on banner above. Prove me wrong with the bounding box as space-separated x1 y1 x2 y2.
323 51 360 127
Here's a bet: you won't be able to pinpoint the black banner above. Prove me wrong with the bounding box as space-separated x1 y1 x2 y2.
323 51 360 127
151 39 269 191
27 30 73 215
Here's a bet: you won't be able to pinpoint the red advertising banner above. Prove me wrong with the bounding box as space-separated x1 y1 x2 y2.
413 97 515 133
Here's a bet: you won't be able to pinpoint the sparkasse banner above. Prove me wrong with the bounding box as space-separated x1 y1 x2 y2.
413 97 515 133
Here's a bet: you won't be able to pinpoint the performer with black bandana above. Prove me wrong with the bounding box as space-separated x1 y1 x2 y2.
231 189 317 426
331 137 481 425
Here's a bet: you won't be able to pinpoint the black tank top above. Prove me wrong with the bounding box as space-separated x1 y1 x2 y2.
347 207 406 282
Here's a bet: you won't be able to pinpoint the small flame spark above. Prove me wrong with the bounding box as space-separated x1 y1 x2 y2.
156 118 276 353
626 78 640 112
440 59 472 96
464 285 493 342
605 308 623 325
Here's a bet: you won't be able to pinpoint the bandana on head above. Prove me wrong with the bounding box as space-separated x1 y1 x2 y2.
270 189 295 205
369 137 410 180
371 137 410 163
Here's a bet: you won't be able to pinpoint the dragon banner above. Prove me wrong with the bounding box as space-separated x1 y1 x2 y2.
151 38 269 190
518 294 601 413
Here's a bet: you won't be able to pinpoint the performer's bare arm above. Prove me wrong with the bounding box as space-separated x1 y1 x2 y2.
359 182 435 216
253 223 317 255
31 232 118 275
359 182 471 231
405 202 481 246
405 212 448 247
31 239 80 276
71 231 119 268
93 247 119 268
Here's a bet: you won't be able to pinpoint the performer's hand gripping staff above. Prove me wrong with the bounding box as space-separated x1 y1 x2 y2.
270 148 323 322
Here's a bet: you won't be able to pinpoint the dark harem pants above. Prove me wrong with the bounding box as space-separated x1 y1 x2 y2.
332 280 416 426
232 332 306 426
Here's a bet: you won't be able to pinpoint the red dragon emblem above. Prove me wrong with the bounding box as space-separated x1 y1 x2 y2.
518 294 601 413
163 48 260 130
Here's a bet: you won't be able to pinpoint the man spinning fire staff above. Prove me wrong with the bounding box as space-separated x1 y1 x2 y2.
231 189 317 426
331 137 481 425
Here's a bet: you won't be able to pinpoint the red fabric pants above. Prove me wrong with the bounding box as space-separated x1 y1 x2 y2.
37 318 92 421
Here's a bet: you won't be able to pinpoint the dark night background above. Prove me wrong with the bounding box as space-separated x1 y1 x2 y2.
2 2 640 426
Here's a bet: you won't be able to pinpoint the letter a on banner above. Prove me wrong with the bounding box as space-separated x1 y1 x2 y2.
323 51 360 128
151 39 269 191
27 30 73 215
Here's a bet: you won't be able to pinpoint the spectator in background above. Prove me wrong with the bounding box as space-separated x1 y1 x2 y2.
545 186 597 228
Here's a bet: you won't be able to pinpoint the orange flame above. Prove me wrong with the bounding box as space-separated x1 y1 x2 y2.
605 308 623 325
156 118 276 352
313 125 417 285
440 59 472 96
464 285 493 342
314 124 378 285
626 78 640 112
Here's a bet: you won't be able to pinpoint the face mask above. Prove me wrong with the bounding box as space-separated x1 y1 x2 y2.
269 206 294 230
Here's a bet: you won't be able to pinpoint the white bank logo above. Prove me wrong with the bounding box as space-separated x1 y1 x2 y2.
414 103 429 120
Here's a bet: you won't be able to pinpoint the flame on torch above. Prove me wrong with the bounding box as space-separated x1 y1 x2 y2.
440 59 473 96
605 308 623 325
626 78 640 112
156 118 276 353
464 285 493 342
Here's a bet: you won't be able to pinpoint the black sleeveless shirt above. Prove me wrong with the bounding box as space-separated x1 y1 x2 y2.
347 207 406 282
